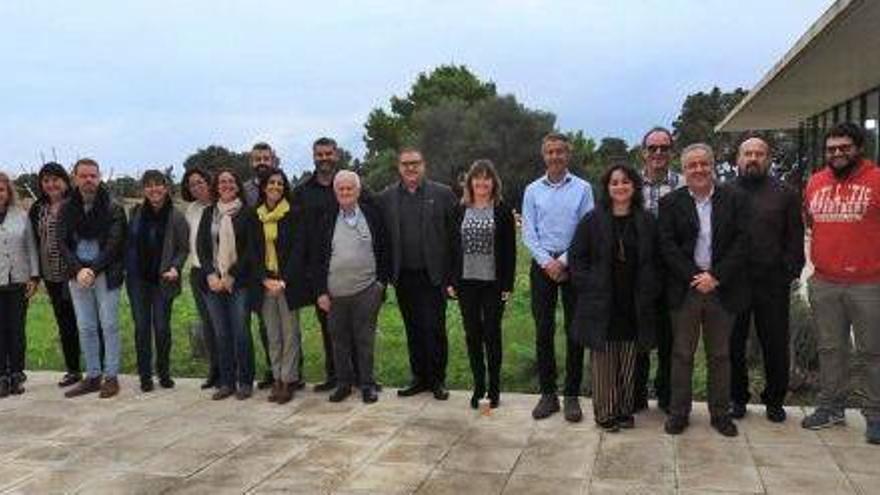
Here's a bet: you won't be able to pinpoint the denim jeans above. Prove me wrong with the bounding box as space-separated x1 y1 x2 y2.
190 268 218 382
809 277 880 421
127 278 174 381
204 287 254 389
68 274 121 379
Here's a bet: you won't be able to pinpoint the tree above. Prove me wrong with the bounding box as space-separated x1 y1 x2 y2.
182 145 251 180
363 65 497 159
672 86 748 159
13 173 38 201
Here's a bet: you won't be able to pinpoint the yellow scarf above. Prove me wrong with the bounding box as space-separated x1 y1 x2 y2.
257 199 290 273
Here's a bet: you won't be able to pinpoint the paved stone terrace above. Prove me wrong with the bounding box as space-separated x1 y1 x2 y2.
0 372 877 494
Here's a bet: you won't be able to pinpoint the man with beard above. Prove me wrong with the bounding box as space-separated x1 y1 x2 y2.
729 136 804 423
659 143 749 437
58 158 128 399
802 123 880 445
635 126 682 413
292 137 343 392
246 142 281 390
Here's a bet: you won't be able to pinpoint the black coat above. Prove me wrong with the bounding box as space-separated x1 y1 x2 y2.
450 201 517 293
657 184 750 313
57 186 128 290
311 200 391 297
377 180 458 287
195 204 261 291
254 206 312 310
570 207 658 351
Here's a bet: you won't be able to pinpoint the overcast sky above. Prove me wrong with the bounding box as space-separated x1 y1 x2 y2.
0 0 831 177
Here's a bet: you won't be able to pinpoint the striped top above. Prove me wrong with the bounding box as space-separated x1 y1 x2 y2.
37 203 69 283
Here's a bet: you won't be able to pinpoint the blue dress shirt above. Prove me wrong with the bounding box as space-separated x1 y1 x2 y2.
521 171 594 266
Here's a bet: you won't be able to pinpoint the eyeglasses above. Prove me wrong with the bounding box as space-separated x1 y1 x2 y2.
825 144 854 155
646 145 672 154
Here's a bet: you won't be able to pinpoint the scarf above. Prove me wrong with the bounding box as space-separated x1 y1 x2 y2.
72 186 112 240
257 199 289 274
215 199 242 283
137 199 172 283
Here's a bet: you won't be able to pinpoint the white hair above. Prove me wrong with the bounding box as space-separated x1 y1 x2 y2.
333 170 361 190
680 143 715 166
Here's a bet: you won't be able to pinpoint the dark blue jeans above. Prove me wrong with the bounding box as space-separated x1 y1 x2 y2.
127 278 174 381
190 268 218 382
204 287 254 389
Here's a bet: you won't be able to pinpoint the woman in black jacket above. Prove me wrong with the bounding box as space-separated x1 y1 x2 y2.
28 162 81 387
196 168 260 400
570 164 658 432
253 169 310 404
449 160 516 409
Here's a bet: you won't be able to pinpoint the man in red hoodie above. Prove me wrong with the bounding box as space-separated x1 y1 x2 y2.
802 122 880 445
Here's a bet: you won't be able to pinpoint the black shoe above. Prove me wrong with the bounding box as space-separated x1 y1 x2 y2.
257 374 274 390
314 380 338 393
362 386 378 404
140 378 155 393
470 391 483 410
598 419 619 433
729 402 747 419
58 372 81 388
766 405 787 423
397 382 428 397
665 415 689 435
617 415 635 429
564 396 583 423
159 376 175 389
212 386 234 400
532 394 560 420
236 385 253 400
711 415 739 437
432 385 450 401
329 386 352 403
488 391 500 409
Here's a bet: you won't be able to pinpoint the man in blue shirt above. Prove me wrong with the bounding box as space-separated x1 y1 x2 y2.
522 133 594 421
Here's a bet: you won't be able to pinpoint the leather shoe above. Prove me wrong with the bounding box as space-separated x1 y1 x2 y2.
432 385 449 401
532 394 560 420
58 372 81 388
212 386 234 400
362 386 378 404
329 386 351 403
236 385 253 400
313 380 338 393
397 382 428 397
140 378 155 393
99 377 119 399
159 376 175 389
65 376 102 398
665 415 689 435
563 396 583 423
766 405 787 423
729 402 747 419
711 415 739 437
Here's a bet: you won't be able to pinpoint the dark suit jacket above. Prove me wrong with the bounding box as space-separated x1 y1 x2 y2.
195 204 261 292
570 207 659 351
449 201 517 293
657 184 750 313
377 179 457 287
310 200 391 297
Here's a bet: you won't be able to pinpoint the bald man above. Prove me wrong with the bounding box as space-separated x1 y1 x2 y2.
728 136 804 423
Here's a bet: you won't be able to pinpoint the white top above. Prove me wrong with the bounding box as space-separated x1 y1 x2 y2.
185 202 208 268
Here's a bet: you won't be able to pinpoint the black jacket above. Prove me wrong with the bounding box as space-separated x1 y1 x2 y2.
195 204 261 291
57 185 128 290
254 205 312 309
311 200 391 297
657 184 750 313
450 201 517 293
731 175 805 284
378 179 457 287
570 207 659 350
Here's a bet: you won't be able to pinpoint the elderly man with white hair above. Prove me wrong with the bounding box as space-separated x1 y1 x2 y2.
311 170 390 404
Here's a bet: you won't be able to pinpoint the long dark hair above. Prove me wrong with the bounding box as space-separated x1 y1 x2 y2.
599 164 644 211
258 169 292 206
36 162 72 202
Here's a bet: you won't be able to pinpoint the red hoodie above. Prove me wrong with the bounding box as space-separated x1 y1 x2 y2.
805 159 880 283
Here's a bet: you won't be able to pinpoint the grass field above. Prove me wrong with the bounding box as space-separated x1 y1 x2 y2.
24 241 714 398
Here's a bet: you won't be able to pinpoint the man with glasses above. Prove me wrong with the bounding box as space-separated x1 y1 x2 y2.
635 127 682 413
802 123 880 445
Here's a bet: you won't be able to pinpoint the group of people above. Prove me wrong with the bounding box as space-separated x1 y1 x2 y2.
0 123 877 445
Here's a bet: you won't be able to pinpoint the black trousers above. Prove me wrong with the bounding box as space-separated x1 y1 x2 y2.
45 280 81 374
0 286 27 378
458 280 505 395
634 295 673 407
127 280 174 380
396 269 448 387
530 261 583 397
730 278 791 407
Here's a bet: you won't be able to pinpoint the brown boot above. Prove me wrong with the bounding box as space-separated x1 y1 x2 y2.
268 380 281 403
65 376 102 398
99 377 120 399
276 382 293 405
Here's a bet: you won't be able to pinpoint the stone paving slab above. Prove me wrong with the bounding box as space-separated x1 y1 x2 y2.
0 372 876 494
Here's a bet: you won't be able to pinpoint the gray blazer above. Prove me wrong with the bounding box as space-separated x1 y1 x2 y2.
126 203 190 297
0 207 39 286
377 179 457 287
